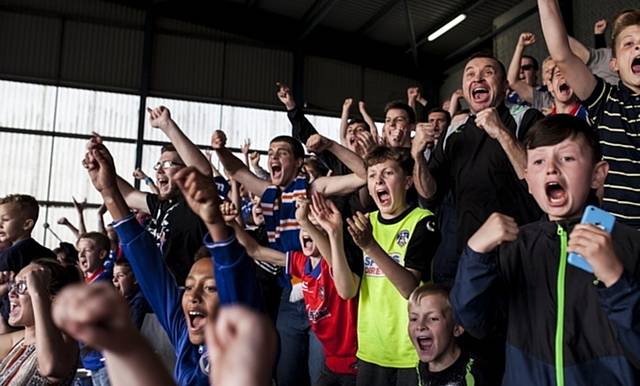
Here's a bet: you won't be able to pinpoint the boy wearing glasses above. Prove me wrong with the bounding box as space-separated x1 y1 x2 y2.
108 106 211 285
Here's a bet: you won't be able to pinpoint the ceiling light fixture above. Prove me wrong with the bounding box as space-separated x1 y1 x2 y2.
427 14 467 42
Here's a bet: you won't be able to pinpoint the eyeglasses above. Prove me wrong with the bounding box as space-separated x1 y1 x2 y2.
153 160 185 171
8 281 28 295
520 64 535 71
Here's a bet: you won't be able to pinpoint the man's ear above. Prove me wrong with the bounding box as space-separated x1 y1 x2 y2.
296 158 304 170
453 324 465 338
591 160 609 190
22 218 34 232
99 249 108 261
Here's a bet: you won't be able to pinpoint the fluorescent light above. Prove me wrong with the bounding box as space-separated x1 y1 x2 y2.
427 14 467 42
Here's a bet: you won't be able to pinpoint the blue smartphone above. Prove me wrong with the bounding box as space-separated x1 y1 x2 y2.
567 205 615 273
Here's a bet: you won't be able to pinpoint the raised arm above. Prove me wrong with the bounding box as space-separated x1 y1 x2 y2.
306 134 366 179
147 106 212 177
475 108 527 179
311 173 365 197
507 33 537 104
358 101 379 144
116 176 150 213
340 98 353 146
57 217 79 239
249 152 271 180
71 197 88 235
411 123 438 199
28 268 78 382
133 168 159 195
310 193 360 299
212 131 270 197
537 0 597 100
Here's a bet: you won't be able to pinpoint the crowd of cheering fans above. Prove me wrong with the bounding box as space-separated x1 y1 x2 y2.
1 1 640 385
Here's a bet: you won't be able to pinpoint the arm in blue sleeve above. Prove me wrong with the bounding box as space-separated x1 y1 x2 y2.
113 215 185 346
204 232 264 312
598 272 640 362
450 246 501 339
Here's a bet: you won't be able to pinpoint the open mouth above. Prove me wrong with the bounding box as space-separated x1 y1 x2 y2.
187 310 207 331
157 177 169 190
632 56 640 75
416 336 434 352
545 181 567 204
375 188 391 206
271 164 282 178
9 301 20 318
471 86 489 102
302 234 313 250
558 83 570 93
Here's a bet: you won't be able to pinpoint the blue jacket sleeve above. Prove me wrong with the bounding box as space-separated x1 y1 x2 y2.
450 246 501 339
113 215 185 346
204 232 263 312
598 272 640 362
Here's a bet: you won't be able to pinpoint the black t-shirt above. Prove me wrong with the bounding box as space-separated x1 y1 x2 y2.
146 194 208 285
427 105 543 254
418 350 490 386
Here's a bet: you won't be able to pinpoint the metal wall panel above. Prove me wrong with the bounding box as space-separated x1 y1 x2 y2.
54 87 139 138
144 96 223 144
151 33 225 100
304 56 362 113
0 0 144 27
0 132 52 200
223 43 293 107
0 11 62 81
0 80 57 131
363 67 417 119
60 21 143 92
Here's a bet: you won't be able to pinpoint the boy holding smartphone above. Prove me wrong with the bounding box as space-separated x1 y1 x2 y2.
451 115 640 385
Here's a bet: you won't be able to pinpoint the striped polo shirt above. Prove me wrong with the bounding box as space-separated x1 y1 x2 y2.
583 77 640 228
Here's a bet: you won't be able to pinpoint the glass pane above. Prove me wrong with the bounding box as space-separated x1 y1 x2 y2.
55 87 139 138
145 96 222 145
0 80 56 131
0 132 53 200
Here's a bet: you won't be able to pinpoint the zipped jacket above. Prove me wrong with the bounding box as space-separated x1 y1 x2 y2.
451 218 640 385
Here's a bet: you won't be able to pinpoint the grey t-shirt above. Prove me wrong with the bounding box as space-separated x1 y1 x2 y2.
587 48 619 85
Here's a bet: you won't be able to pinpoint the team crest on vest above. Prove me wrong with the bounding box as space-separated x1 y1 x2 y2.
396 229 410 247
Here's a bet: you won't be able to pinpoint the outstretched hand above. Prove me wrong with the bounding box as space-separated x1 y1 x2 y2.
276 82 296 110
147 106 173 130
211 130 227 150
172 166 222 225
346 211 374 250
83 133 118 194
310 192 342 234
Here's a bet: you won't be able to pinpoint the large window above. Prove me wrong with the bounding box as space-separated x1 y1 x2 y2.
0 79 346 248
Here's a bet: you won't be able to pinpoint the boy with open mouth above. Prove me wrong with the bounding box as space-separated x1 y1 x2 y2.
452 115 640 385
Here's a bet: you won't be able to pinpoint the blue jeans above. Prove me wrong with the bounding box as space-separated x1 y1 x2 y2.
276 286 325 386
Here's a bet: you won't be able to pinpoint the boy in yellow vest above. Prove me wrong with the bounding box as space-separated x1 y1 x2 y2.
346 146 440 386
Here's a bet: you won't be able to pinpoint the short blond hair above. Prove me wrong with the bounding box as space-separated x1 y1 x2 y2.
408 283 452 311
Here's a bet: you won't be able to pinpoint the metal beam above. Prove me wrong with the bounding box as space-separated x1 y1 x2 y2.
402 0 418 67
299 0 341 41
356 0 402 36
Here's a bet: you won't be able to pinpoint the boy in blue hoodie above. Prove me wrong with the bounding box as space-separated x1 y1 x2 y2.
452 115 640 385
83 134 262 386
